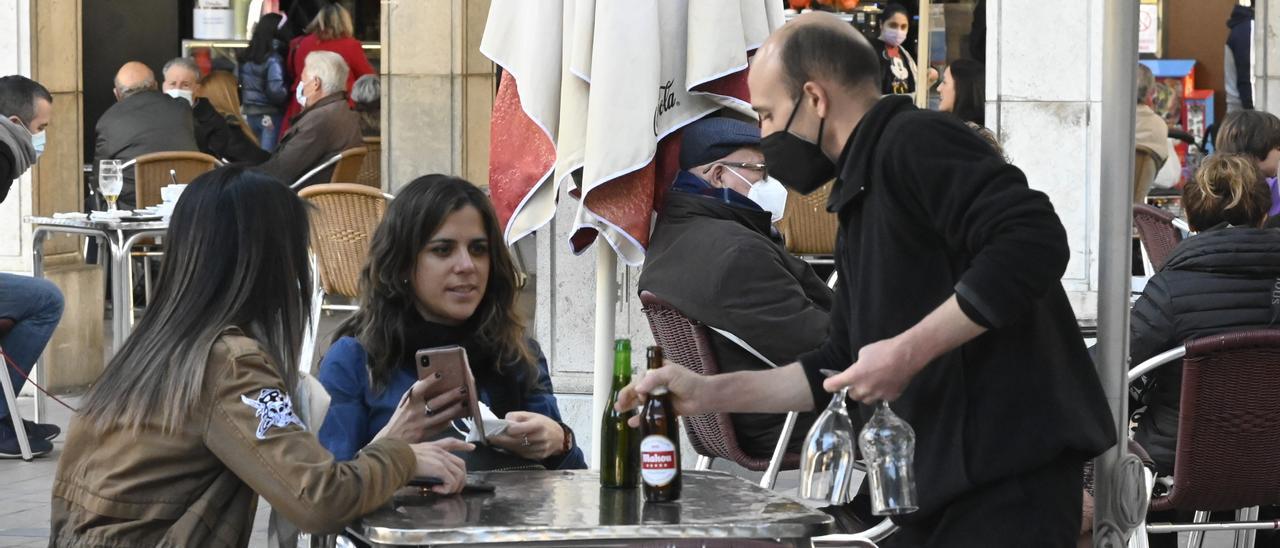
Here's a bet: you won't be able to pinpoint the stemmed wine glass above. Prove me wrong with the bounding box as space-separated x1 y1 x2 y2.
799 383 857 505
98 160 123 213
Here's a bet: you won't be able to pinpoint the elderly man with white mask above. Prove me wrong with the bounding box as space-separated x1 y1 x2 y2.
255 51 362 187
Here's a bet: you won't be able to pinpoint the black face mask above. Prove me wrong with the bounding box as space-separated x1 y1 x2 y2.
759 93 836 195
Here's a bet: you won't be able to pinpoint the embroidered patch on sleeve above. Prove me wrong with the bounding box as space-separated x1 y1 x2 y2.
240 388 305 439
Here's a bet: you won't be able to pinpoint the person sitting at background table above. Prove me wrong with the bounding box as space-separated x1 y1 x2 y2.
318 174 586 471
281 2 375 135
95 61 199 209
1127 153 1280 548
161 57 269 165
1214 109 1280 220
256 51 363 187
639 116 827 459
49 167 473 545
352 73 380 138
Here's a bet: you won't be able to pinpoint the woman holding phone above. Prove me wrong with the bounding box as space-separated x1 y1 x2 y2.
49 168 472 546
318 174 586 470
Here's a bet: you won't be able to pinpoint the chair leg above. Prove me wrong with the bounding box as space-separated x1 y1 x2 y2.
1187 511 1211 548
695 455 713 471
1129 468 1156 548
142 254 152 306
761 411 799 489
0 346 33 461
1234 506 1260 548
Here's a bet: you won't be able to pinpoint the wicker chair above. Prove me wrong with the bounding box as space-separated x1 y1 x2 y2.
638 291 801 488
356 137 381 189
1127 330 1280 546
777 180 837 263
128 151 219 208
290 147 369 190
296 183 390 373
1133 204 1183 273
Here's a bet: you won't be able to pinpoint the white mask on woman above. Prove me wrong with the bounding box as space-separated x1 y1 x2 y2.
881 27 907 47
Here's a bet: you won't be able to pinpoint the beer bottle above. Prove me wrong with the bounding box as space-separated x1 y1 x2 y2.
601 339 638 488
640 346 681 502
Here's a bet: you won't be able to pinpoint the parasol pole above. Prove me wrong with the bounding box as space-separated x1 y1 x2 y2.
589 242 619 469
1094 0 1146 544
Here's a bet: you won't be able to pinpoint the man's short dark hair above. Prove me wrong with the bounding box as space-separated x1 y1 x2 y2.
1215 110 1280 162
0 75 52 124
779 22 881 100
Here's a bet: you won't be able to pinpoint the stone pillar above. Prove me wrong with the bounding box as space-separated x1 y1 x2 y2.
381 0 493 191
1255 0 1280 114
987 0 1104 320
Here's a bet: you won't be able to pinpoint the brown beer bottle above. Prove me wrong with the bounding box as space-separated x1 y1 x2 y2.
640 346 681 502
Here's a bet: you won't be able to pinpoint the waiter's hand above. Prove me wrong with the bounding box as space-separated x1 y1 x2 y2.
823 336 925 404
615 361 709 427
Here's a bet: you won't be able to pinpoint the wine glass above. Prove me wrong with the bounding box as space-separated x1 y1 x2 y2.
98 160 124 213
799 386 857 505
858 400 919 516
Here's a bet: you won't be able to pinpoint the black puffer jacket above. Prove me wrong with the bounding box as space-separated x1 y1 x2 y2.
1130 226 1280 474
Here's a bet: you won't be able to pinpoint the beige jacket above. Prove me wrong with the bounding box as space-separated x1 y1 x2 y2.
49 328 415 547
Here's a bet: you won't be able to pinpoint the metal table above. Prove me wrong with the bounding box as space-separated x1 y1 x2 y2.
345 470 833 547
22 216 167 420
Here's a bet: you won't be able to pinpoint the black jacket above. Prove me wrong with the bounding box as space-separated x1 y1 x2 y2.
237 53 289 113
0 139 14 203
1227 6 1254 110
1129 226 1280 474
799 96 1115 522
94 90 199 208
193 99 270 165
640 184 831 456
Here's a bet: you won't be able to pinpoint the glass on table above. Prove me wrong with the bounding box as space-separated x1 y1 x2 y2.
98 159 124 212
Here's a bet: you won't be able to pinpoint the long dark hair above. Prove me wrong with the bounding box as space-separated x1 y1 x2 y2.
947 59 985 126
242 13 285 65
80 167 312 433
335 175 534 390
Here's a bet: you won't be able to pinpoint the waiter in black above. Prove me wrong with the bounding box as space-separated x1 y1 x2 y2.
618 12 1115 546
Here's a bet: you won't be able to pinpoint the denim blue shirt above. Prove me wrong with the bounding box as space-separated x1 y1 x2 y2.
317 336 587 469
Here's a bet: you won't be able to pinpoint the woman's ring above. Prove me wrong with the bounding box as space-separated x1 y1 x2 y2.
522 435 530 447
425 403 435 416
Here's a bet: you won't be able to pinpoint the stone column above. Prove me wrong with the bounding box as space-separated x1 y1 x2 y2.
987 0 1104 320
1254 0 1280 114
381 0 493 191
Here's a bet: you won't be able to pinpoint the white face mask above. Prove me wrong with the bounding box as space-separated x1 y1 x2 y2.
724 167 788 223
165 88 194 106
30 130 45 159
881 27 907 47
296 80 309 108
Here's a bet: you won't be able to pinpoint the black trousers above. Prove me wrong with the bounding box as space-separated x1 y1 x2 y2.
882 455 1083 548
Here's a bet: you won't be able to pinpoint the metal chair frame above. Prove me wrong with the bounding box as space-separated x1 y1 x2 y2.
0 340 34 461
290 147 369 191
1126 334 1280 548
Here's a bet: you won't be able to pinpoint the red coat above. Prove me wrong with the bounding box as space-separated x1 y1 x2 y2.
282 34 375 134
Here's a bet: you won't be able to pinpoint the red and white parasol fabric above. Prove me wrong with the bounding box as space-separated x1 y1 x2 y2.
483 0 783 265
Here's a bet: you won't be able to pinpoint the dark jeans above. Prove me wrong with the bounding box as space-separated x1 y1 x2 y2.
882 455 1083 548
0 274 64 421
245 112 282 152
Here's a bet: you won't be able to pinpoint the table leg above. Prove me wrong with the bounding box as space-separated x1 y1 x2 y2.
30 229 48 423
109 237 129 353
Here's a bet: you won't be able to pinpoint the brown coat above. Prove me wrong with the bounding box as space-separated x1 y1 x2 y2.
256 92 363 187
49 327 415 547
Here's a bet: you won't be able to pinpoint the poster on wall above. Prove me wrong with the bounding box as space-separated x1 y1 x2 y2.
1139 0 1162 56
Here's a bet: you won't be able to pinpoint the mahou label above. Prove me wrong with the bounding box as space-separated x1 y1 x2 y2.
640 435 677 486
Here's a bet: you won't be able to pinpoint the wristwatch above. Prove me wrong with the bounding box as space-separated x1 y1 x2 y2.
557 422 574 455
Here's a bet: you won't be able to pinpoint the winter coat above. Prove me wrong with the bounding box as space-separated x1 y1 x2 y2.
238 53 289 115
1128 226 1280 474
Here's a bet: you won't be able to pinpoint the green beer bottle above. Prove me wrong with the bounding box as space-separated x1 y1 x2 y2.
601 339 638 488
